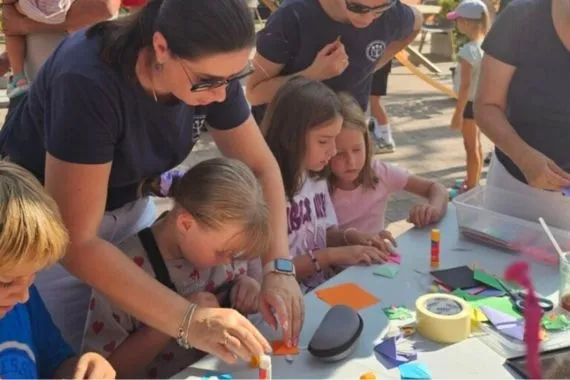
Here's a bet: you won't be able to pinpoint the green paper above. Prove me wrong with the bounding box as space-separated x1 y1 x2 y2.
383 306 413 320
452 288 489 302
473 270 519 291
468 296 522 319
373 263 400 279
542 313 570 331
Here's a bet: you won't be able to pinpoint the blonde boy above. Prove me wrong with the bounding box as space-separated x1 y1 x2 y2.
0 161 115 379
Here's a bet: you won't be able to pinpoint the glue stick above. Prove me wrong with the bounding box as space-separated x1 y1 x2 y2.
258 354 272 380
431 229 440 269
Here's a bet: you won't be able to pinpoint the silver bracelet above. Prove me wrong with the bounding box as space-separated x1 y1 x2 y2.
343 227 357 245
176 302 197 350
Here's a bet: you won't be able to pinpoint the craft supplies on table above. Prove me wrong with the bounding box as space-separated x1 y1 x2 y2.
430 229 440 269
559 252 570 312
415 294 471 343
453 186 570 264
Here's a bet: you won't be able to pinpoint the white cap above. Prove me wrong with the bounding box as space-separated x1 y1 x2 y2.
259 354 271 369
447 0 487 20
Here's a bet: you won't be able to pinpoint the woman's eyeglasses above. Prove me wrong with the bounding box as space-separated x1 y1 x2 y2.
345 0 396 14
180 62 254 93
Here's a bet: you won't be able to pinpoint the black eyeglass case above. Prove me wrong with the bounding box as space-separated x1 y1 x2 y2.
308 305 364 362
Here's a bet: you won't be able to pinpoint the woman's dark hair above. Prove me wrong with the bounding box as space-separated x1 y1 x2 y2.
261 76 343 200
86 0 255 76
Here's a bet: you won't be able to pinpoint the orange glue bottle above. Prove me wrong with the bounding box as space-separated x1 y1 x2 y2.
431 229 440 269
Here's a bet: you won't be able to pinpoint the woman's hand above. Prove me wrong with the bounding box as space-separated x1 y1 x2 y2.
518 149 570 191
450 111 463 131
330 245 389 266
73 352 116 379
187 307 271 364
408 204 441 228
231 276 261 315
259 273 304 349
305 38 349 81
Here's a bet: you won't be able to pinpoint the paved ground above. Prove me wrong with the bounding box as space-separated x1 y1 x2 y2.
0 46 493 238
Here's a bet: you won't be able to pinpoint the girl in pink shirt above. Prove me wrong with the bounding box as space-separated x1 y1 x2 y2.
329 96 448 237
262 77 396 293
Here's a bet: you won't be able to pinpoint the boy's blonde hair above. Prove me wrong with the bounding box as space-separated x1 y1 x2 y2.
172 157 270 260
329 94 379 191
0 161 69 272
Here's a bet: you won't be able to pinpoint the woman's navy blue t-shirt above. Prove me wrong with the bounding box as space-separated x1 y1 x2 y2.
0 30 250 211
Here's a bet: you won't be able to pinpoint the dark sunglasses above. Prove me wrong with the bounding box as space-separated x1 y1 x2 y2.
345 0 396 14
180 62 254 93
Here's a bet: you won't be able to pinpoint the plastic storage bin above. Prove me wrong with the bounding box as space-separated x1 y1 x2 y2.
452 185 570 265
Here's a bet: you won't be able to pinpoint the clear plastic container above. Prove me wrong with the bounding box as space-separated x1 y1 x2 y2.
453 186 570 266
559 253 570 311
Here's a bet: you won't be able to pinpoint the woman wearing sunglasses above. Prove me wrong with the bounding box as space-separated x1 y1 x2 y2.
246 0 422 125
0 0 303 364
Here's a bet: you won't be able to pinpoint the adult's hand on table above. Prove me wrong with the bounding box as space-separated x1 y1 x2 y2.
2 4 32 35
519 149 570 191
260 273 304 348
188 307 271 364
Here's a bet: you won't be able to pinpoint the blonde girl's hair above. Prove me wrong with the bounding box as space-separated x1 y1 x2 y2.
465 2 492 34
172 157 270 260
329 93 379 192
0 161 69 272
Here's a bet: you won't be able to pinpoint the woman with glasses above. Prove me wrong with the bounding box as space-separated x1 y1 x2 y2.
0 0 303 363
246 0 422 128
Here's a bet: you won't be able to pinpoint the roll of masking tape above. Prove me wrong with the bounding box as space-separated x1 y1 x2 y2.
416 293 471 344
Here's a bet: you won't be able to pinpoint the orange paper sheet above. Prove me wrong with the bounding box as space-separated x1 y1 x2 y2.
271 340 300 356
315 282 380 310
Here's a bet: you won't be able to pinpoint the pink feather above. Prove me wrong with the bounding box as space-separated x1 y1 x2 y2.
504 261 542 379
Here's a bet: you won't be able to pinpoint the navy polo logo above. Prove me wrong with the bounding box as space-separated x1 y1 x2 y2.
366 40 386 61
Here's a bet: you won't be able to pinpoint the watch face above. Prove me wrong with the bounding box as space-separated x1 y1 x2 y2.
275 259 294 273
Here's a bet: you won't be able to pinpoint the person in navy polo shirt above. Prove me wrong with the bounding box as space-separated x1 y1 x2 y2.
246 0 422 153
0 0 300 360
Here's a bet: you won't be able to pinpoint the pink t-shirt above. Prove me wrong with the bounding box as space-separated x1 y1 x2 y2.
331 160 409 235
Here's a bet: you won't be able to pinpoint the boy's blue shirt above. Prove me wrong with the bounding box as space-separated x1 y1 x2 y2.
0 285 74 379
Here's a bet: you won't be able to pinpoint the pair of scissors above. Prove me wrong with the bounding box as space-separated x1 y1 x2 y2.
497 279 554 313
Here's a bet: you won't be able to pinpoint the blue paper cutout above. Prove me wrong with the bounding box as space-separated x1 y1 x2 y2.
202 372 233 380
563 187 570 197
374 334 417 365
399 362 432 379
477 288 505 297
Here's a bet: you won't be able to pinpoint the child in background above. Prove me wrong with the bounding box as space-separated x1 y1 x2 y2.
448 0 490 195
0 161 115 379
3 0 75 98
262 77 396 294
329 95 448 237
82 158 270 379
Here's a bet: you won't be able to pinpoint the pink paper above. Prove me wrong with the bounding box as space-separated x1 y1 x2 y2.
388 253 401 264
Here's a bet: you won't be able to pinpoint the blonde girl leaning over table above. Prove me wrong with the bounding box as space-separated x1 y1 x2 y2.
263 77 398 294
328 94 448 241
448 0 490 196
83 158 269 379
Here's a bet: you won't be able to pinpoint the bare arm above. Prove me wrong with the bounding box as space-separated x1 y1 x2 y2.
454 58 472 114
106 327 171 378
3 0 121 35
474 55 532 167
44 155 189 339
210 116 289 264
405 176 448 215
292 249 331 280
374 7 423 71
246 54 314 106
